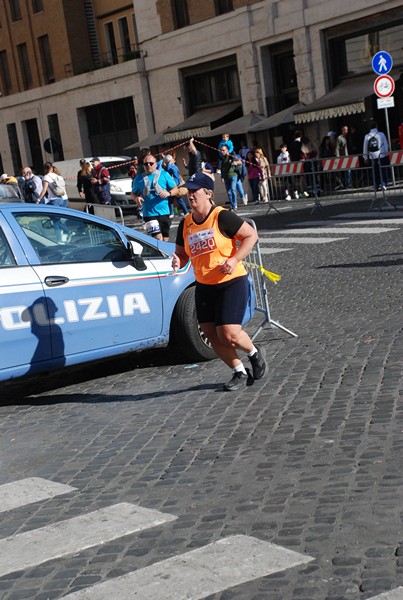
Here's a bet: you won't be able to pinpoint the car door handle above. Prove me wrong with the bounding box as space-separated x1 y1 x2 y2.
44 275 69 287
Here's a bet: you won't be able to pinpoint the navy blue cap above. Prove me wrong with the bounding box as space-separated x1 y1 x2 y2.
182 172 214 191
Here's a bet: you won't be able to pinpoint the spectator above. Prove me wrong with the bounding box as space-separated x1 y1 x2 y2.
36 162 68 207
182 137 203 176
254 147 271 203
276 143 296 201
245 150 261 204
217 132 234 173
318 135 335 192
77 159 97 203
90 157 111 205
300 137 318 197
220 144 244 210
335 125 352 188
363 120 389 191
162 154 189 218
0 173 21 198
128 157 138 179
288 130 303 162
20 167 43 203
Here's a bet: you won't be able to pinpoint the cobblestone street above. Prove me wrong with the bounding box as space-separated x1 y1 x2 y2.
1 199 402 600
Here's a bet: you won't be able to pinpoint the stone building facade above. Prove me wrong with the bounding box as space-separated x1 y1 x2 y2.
0 0 402 175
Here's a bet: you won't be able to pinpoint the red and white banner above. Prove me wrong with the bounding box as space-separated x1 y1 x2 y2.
273 162 304 176
321 156 359 171
389 150 403 165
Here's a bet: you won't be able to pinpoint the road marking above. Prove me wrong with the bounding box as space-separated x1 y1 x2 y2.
335 210 403 218
0 502 176 577
265 227 398 234
65 535 314 599
259 237 347 244
0 478 77 513
367 588 403 599
289 218 403 226
258 247 293 254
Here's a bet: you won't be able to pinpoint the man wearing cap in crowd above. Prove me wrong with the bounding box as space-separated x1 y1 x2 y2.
131 152 179 241
172 172 268 392
90 157 111 205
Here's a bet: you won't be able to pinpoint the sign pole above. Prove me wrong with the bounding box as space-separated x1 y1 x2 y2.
384 107 395 186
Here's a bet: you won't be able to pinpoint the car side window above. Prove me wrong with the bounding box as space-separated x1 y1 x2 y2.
125 234 166 259
13 212 130 264
0 228 16 267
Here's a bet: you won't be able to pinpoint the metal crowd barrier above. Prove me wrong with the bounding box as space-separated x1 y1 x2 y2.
85 203 125 224
244 218 297 339
268 151 403 213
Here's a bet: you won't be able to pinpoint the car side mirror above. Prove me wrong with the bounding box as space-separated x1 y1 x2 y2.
128 240 147 271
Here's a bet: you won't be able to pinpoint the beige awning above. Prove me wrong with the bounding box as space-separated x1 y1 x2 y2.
204 112 266 137
124 131 166 151
163 104 242 142
294 73 401 124
248 103 305 132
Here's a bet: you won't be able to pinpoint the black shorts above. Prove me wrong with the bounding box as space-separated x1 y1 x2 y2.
195 275 249 326
144 214 171 238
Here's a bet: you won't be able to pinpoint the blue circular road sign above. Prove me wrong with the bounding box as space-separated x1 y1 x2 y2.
372 51 393 75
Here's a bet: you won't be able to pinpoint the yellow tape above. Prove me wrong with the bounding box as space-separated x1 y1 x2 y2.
244 261 281 284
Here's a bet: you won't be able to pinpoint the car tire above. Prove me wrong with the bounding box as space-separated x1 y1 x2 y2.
170 286 216 362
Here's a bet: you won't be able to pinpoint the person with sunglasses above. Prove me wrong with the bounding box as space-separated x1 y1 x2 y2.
131 153 179 241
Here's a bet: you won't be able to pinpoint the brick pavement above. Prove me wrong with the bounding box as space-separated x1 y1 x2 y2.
0 198 402 599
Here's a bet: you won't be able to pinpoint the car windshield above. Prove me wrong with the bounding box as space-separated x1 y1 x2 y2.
104 161 132 181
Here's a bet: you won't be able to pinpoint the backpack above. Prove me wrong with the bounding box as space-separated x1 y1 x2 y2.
24 179 37 202
367 135 379 153
52 173 66 196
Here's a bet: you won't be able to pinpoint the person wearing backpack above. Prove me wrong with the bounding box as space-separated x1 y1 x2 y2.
363 120 389 191
36 162 68 206
21 167 43 203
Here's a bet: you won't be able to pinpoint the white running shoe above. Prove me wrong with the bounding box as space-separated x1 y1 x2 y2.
294 191 299 199
285 194 292 201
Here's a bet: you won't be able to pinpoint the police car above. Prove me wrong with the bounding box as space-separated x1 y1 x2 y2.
0 204 255 382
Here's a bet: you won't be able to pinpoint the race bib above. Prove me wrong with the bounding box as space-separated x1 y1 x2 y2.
188 228 216 257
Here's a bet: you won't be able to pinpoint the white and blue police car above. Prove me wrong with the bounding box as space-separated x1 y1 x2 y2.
0 204 255 382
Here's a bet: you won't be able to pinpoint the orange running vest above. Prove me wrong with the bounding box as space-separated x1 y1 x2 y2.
183 206 247 285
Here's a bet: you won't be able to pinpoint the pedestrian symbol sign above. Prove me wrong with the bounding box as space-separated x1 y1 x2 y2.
372 51 393 75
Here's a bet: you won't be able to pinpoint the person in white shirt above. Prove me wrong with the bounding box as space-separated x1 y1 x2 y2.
276 143 296 200
363 120 389 190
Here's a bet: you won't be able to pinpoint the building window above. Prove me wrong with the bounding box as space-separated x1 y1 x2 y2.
104 22 118 64
326 14 403 84
184 59 240 112
7 123 22 174
118 17 131 58
9 0 21 21
31 0 43 13
38 35 54 83
271 44 298 111
215 0 233 15
48 114 64 161
0 50 12 95
172 0 189 29
17 43 32 90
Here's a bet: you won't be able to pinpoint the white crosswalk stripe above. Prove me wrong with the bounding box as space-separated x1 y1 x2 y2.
0 502 177 578
367 588 403 599
288 218 403 227
259 237 347 244
0 477 76 513
266 227 399 234
65 535 314 600
0 478 314 598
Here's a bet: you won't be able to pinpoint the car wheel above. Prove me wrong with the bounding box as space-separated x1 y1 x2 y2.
169 286 216 362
